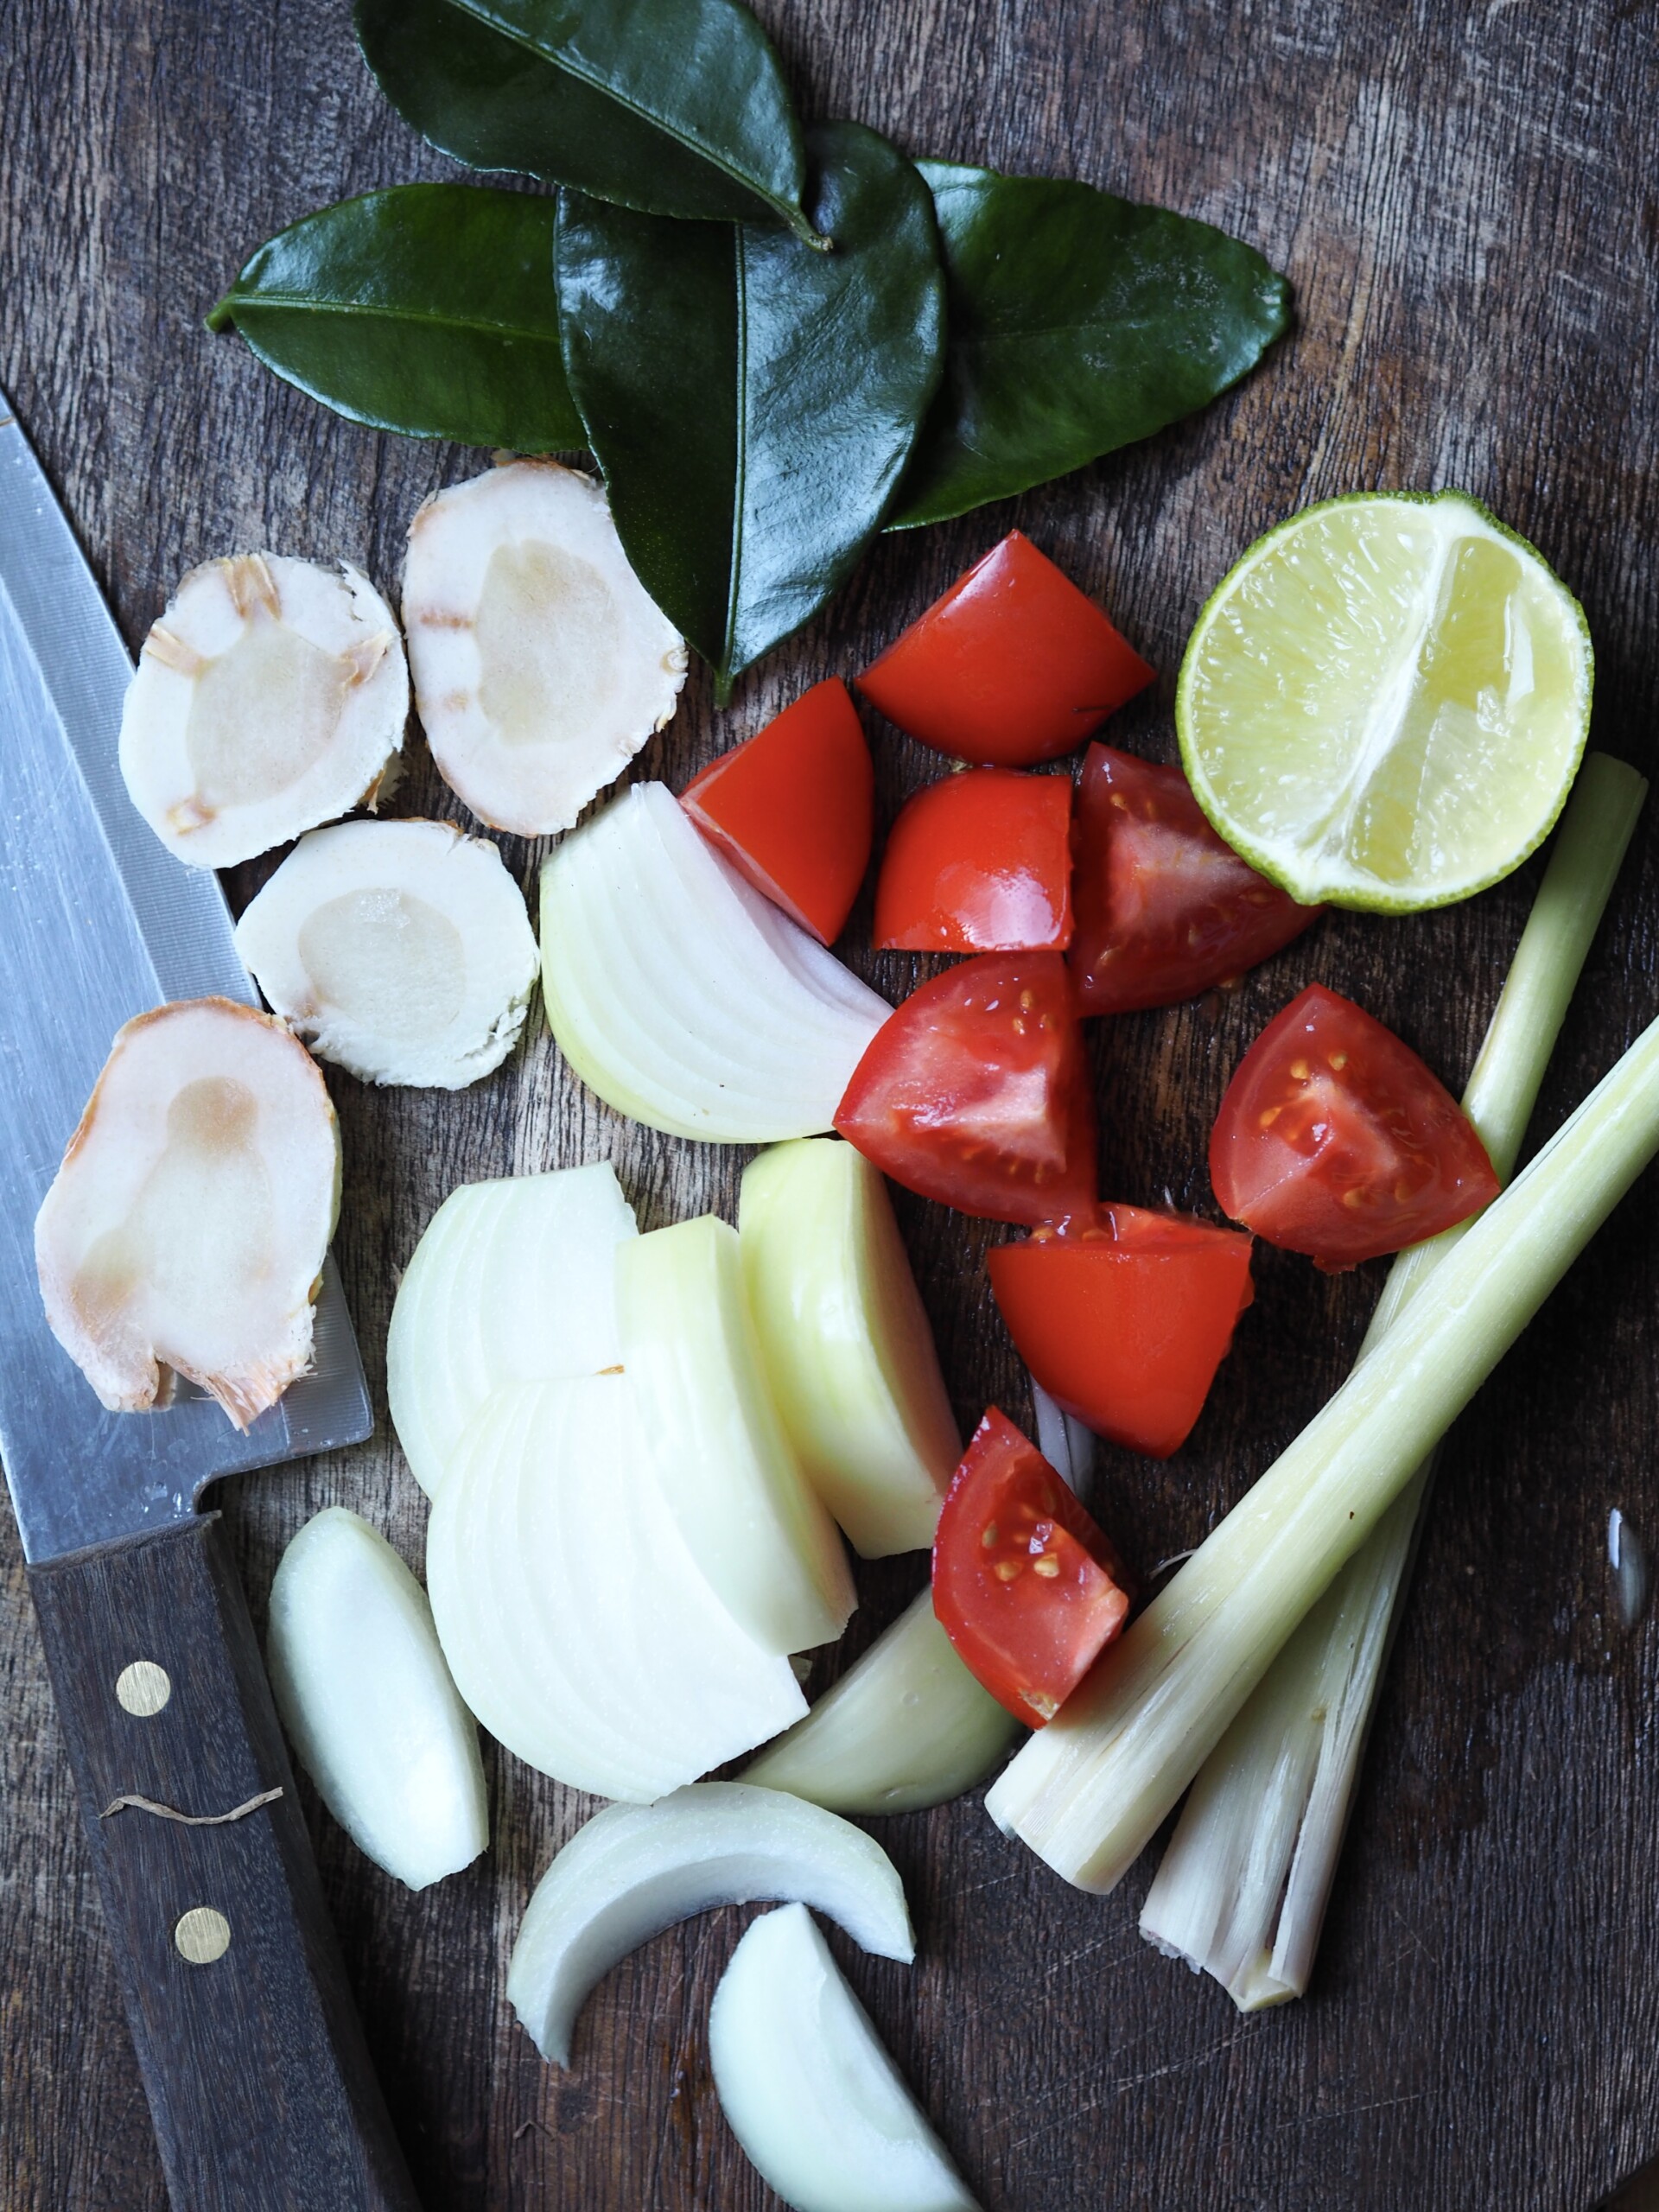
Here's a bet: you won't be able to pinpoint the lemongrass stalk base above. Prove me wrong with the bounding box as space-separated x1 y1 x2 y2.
1137 753 1644 1994
989 777 1657 1892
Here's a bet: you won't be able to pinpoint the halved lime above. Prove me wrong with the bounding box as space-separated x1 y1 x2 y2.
1176 491 1593 912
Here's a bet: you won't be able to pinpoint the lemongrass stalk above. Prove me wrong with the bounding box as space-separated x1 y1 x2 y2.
1141 753 1645 2005
1031 1377 1097 1503
987 769 1657 1891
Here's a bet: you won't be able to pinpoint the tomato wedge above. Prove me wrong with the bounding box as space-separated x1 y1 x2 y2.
1070 745 1319 1014
1211 983 1500 1269
835 951 1097 1225
988 1205 1254 1459
856 531 1154 766
874 768 1074 952
932 1408 1134 1723
681 679 874 944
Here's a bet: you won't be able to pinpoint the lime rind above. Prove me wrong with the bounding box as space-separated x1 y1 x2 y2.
1175 490 1594 914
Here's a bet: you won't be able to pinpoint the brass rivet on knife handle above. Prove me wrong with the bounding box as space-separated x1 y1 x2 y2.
174 1906 232 1966
115 1658 173 1715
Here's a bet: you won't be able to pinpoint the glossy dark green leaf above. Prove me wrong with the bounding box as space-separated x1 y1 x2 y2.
355 0 820 245
888 160 1293 530
208 184 585 451
556 120 945 690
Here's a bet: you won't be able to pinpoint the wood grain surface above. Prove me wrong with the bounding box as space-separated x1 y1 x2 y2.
3 1 1659 2207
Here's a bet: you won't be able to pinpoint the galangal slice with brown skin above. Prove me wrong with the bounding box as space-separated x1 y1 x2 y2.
119 553 408 868
402 460 686 836
35 999 341 1429
234 817 539 1089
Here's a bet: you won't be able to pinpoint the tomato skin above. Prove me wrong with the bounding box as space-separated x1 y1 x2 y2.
1210 984 1501 1269
932 1408 1134 1723
874 768 1074 952
681 679 874 944
856 531 1154 767
988 1205 1254 1459
1070 745 1319 1014
835 951 1097 1226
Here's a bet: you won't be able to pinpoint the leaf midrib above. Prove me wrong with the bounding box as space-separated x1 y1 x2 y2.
439 0 795 230
230 293 562 343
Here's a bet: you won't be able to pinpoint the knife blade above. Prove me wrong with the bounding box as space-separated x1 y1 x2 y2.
0 391 420 2210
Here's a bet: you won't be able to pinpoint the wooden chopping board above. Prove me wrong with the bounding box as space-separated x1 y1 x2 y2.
3 1 1659 2204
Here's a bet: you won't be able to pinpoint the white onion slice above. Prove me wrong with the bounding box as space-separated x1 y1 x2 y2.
505 1782 915 2066
740 1140 958 1556
387 1162 637 1497
266 1508 487 1891
426 1375 805 1799
710 1904 977 2212
617 1215 855 1655
743 1590 1020 1815
539 782 889 1141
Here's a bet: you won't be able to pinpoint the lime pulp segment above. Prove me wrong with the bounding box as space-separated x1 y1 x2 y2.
1176 492 1593 912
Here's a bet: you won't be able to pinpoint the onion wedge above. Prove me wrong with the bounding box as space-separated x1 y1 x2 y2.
266 1507 487 1891
740 1141 958 1556
744 1589 1020 1815
425 1375 805 1799
539 782 889 1142
234 817 538 1089
710 1904 978 2212
505 1783 915 2066
617 1216 855 1654
387 1162 636 1497
34 998 339 1427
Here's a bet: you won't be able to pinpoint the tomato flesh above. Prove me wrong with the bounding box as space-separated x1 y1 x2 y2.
835 950 1097 1226
874 768 1074 952
681 679 874 944
1070 745 1319 1014
1210 983 1501 1269
856 531 1154 767
933 1408 1134 1723
988 1204 1254 1459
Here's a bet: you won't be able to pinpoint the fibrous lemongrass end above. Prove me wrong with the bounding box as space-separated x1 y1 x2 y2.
35 997 340 1429
119 553 409 869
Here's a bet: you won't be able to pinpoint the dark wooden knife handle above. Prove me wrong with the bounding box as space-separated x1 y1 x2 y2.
28 1510 423 2212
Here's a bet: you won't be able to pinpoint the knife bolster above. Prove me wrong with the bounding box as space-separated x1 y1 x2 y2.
28 1510 422 2212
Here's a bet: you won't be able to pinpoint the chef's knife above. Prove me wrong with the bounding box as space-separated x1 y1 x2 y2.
0 391 421 2209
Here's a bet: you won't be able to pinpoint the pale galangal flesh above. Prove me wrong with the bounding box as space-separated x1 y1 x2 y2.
35 998 340 1427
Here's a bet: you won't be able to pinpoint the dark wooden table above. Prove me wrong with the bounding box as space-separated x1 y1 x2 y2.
5 1 1659 2205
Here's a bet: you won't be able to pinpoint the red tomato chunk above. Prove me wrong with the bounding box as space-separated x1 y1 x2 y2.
1070 745 1319 1015
932 1408 1135 1723
856 531 1154 767
681 678 874 944
988 1204 1254 1459
1210 983 1500 1270
874 768 1074 953
835 951 1097 1226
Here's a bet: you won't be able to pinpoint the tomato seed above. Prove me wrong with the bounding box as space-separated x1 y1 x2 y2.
1033 1556 1061 1579
995 1560 1022 1581
982 1522 999 1548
